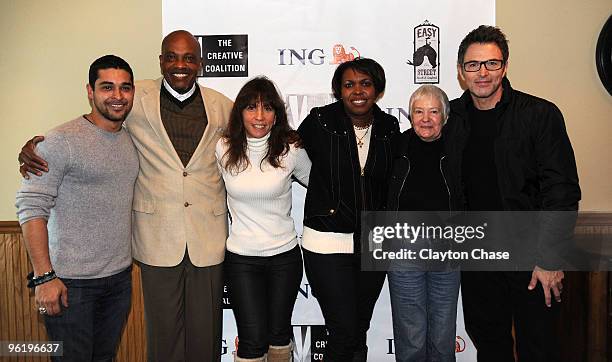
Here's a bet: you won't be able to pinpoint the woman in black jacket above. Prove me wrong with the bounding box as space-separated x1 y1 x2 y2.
297 58 399 362
386 85 460 362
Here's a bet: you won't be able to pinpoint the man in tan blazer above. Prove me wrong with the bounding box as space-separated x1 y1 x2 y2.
19 30 233 362
129 30 232 362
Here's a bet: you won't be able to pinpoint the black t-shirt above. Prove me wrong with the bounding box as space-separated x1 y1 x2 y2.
398 136 448 211
462 105 504 211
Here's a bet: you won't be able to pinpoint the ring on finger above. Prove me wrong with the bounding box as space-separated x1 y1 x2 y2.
38 306 47 315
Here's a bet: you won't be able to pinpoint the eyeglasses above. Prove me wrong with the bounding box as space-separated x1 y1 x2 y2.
462 59 505 72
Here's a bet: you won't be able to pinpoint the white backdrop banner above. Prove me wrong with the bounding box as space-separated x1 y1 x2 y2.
163 1 495 360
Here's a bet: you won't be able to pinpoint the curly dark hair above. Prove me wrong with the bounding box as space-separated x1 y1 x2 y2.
331 57 386 100
221 76 300 174
457 25 509 65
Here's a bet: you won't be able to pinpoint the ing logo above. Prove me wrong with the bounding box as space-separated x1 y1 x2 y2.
278 44 361 66
330 44 360 64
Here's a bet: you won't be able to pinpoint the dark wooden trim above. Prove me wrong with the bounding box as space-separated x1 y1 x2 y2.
0 212 609 234
576 212 612 227
0 212 608 235
0 221 20 234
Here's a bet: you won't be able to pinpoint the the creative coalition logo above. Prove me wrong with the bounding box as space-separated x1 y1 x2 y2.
278 44 360 66
293 325 328 361
406 20 440 84
195 34 248 77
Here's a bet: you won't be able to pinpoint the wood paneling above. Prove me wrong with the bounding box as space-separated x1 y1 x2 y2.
0 227 146 361
573 213 612 362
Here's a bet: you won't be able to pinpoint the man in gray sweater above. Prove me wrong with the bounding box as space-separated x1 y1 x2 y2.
15 55 139 361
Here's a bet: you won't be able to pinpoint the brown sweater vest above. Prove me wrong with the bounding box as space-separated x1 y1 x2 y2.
160 86 208 166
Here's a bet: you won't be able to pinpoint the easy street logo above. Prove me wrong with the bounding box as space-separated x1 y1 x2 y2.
278 44 360 66
293 325 328 361
406 20 440 84
195 35 248 77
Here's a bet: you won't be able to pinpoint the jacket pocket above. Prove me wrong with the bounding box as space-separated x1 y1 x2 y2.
132 197 155 214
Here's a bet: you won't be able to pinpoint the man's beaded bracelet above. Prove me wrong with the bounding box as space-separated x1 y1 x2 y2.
26 270 57 289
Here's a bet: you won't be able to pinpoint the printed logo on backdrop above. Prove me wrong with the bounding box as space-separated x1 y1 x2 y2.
220 336 239 358
285 94 335 127
330 44 360 64
278 44 360 66
284 94 410 129
222 284 232 309
455 335 466 353
292 325 328 361
406 20 440 84
195 35 248 77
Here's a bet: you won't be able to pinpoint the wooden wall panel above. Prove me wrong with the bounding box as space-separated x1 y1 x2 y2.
0 224 146 361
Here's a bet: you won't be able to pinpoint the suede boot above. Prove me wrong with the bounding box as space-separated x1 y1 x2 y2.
267 342 293 362
234 354 266 362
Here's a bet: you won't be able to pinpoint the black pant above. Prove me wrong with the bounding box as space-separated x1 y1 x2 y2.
302 249 386 362
225 246 303 359
461 271 561 362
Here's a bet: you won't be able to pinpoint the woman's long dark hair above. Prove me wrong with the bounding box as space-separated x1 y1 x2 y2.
221 76 300 174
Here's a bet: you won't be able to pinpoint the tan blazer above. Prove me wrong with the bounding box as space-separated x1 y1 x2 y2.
125 78 233 267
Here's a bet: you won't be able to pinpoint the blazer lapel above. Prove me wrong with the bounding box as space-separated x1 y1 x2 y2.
187 84 221 168
141 78 184 168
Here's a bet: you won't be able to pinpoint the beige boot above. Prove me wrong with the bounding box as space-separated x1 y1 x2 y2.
234 354 266 362
267 342 293 362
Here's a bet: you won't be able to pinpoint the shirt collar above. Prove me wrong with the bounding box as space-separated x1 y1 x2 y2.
162 78 197 102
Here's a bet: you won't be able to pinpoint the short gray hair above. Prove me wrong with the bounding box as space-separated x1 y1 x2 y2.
408 85 450 125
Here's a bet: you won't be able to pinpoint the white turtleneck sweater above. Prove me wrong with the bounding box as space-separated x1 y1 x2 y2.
215 133 311 257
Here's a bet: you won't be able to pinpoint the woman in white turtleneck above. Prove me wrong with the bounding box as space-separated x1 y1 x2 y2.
215 77 311 362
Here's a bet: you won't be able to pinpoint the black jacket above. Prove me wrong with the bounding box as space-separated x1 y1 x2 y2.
386 128 464 212
297 101 399 240
445 77 581 269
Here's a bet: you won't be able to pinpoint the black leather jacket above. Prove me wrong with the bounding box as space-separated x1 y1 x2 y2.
297 101 399 240
445 77 581 269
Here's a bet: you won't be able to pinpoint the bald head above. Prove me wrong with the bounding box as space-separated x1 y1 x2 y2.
159 30 203 93
161 30 201 55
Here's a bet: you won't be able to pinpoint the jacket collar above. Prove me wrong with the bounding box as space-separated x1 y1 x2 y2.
319 100 388 136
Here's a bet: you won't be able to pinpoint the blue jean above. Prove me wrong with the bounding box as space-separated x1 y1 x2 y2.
388 270 460 362
44 267 132 362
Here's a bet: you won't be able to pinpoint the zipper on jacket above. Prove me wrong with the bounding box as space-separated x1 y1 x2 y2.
439 155 452 212
395 155 411 211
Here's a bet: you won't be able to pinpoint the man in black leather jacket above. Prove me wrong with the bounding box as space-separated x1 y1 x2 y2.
446 25 581 361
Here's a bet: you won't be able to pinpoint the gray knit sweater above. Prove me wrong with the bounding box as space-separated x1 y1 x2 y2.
16 117 139 279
